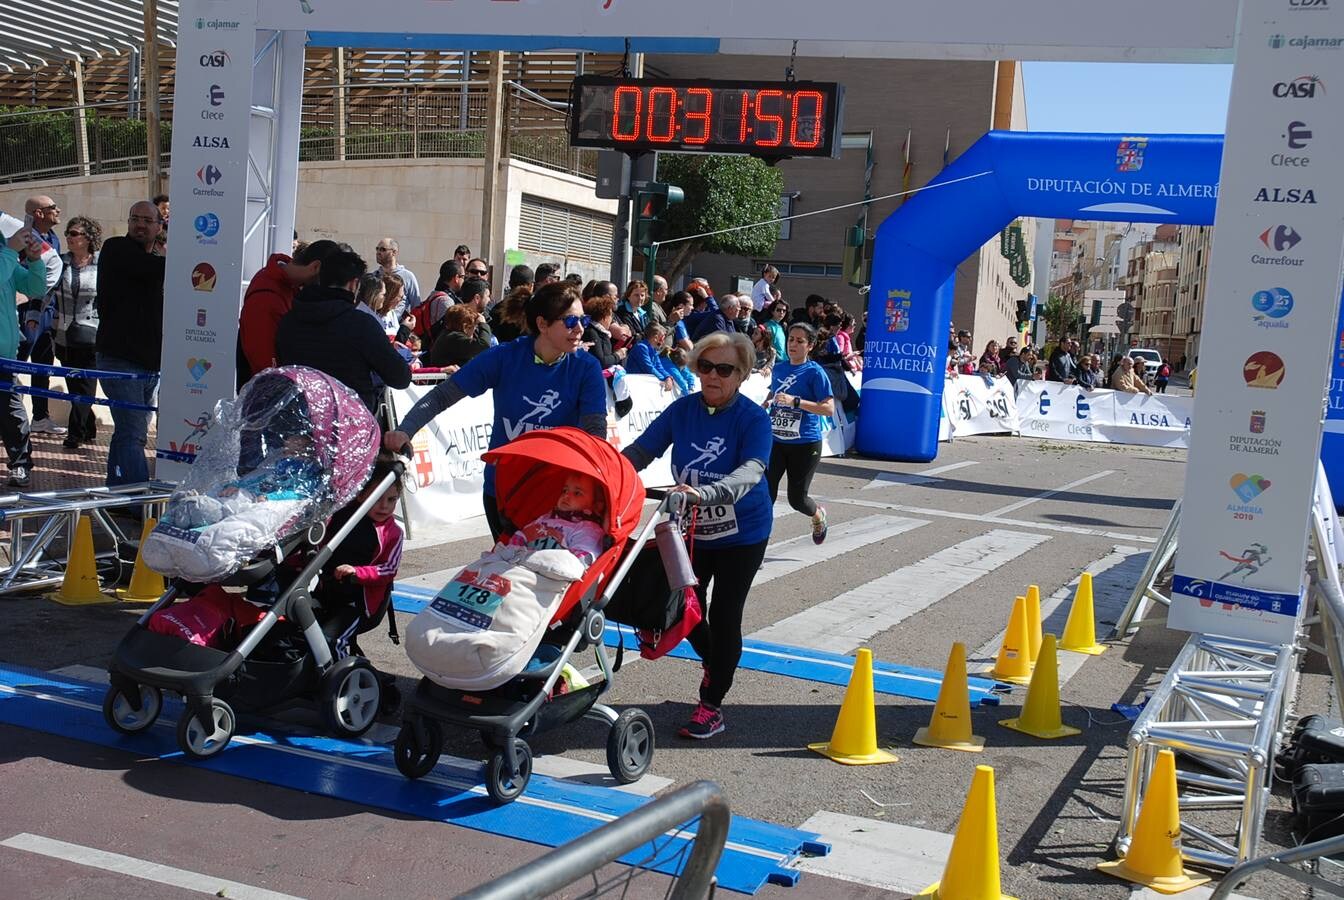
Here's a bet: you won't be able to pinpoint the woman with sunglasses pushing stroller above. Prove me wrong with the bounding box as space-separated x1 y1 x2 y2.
621 331 773 740
383 281 609 540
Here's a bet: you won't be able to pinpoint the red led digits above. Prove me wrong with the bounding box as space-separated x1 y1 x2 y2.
753 89 784 147
738 91 752 142
789 90 824 149
646 86 678 143
684 87 712 145
612 85 642 141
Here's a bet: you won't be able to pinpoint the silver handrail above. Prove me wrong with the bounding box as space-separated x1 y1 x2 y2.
455 780 729 900
1210 832 1344 898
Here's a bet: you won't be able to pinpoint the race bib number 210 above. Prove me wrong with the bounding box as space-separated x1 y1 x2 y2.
695 503 740 540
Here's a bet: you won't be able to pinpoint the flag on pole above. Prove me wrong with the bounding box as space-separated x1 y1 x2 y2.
943 127 951 169
899 129 913 205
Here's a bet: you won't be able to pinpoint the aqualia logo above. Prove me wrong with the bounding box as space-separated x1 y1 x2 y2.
1250 287 1294 328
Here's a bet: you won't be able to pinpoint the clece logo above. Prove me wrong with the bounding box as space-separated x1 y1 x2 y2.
1116 137 1147 172
1250 286 1294 327
1038 391 1051 416
208 84 225 107
193 212 220 245
199 49 230 68
1075 394 1090 420
1284 120 1312 149
1228 473 1272 521
1274 75 1326 98
885 289 912 333
192 135 231 149
1254 186 1316 203
191 263 217 292
1244 351 1286 389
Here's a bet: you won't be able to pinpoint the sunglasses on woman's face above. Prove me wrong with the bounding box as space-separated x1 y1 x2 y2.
560 314 592 330
65 231 87 238
695 359 738 378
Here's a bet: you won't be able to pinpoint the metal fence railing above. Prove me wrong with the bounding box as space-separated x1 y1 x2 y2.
2 81 595 186
0 101 174 185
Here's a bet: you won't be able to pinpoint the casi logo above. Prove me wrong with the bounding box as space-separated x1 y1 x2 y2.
1289 0 1329 9
1253 186 1317 203
191 263 217 292
1259 225 1302 251
199 50 230 67
1273 75 1325 98
1250 286 1294 324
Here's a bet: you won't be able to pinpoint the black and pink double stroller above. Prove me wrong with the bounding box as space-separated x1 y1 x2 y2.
103 367 404 758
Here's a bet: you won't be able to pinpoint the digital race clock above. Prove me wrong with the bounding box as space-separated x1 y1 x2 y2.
569 76 845 159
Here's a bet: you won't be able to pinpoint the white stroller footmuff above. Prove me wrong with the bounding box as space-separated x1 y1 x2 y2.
405 544 586 692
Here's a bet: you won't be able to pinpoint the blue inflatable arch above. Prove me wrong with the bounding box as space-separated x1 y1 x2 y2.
859 130 1224 461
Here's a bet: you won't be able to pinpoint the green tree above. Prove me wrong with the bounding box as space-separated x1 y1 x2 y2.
652 154 784 284
1041 292 1081 345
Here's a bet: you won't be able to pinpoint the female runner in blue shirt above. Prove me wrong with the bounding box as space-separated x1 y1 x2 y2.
622 331 773 740
384 281 608 539
765 323 836 543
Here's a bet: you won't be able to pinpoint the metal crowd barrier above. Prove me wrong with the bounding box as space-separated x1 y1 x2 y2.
0 483 173 596
1209 832 1344 898
455 780 729 900
1115 497 1180 635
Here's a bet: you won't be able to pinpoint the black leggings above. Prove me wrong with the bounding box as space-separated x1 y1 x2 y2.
766 440 822 517
483 491 504 541
686 537 769 707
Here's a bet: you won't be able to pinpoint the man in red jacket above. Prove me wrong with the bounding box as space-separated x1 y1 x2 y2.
236 240 339 388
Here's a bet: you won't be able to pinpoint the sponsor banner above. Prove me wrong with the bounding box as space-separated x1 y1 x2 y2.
388 373 854 529
941 374 1020 437
156 0 260 478
1170 0 1344 644
1015 382 1194 449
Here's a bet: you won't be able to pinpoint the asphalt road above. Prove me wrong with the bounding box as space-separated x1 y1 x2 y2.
0 433 1331 898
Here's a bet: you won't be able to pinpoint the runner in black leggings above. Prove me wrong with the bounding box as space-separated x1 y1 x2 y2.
764 323 836 544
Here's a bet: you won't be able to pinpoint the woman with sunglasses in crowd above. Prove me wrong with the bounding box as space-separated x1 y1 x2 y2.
50 216 102 449
765 323 834 544
622 331 773 740
384 281 607 539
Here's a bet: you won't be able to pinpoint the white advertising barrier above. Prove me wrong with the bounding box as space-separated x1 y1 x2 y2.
1169 1 1344 645
387 372 854 529
1015 382 1193 449
942 374 1020 437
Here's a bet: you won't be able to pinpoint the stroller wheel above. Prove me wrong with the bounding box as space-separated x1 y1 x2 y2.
607 708 655 784
176 698 236 759
394 718 442 779
486 740 533 804
320 658 381 737
102 683 162 735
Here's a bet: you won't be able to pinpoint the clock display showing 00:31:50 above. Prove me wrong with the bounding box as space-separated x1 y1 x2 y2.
568 76 845 158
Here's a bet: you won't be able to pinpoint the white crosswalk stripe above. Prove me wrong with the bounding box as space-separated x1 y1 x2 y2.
751 529 1051 654
862 459 980 491
754 515 928 587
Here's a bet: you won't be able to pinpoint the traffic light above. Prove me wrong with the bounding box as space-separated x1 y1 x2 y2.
1015 299 1030 329
633 182 684 249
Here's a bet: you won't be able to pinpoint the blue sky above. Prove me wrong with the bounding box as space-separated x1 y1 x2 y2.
1022 63 1234 135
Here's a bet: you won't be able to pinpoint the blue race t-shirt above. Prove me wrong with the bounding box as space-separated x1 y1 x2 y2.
454 335 608 495
633 394 773 546
673 320 689 344
769 359 834 443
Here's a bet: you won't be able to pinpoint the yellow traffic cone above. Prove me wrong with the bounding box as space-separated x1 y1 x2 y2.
999 634 1080 740
1025 586 1042 665
990 597 1033 685
808 648 898 765
918 765 1017 899
913 642 985 752
1060 572 1107 655
116 518 165 602
1098 749 1210 893
48 515 110 606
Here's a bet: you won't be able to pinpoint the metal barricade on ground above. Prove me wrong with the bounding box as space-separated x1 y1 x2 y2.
455 780 730 900
0 483 172 595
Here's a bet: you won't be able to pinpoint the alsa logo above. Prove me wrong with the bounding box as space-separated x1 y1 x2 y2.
192 136 230 149
1254 186 1316 203
1130 412 1190 428
199 50 230 68
1274 75 1325 98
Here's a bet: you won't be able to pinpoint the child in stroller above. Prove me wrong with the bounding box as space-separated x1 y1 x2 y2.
395 427 662 803
105 367 401 760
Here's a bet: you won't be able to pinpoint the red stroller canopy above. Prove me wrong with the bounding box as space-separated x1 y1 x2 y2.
483 428 645 542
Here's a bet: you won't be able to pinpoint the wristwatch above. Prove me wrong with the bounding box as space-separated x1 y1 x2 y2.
793 396 802 409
